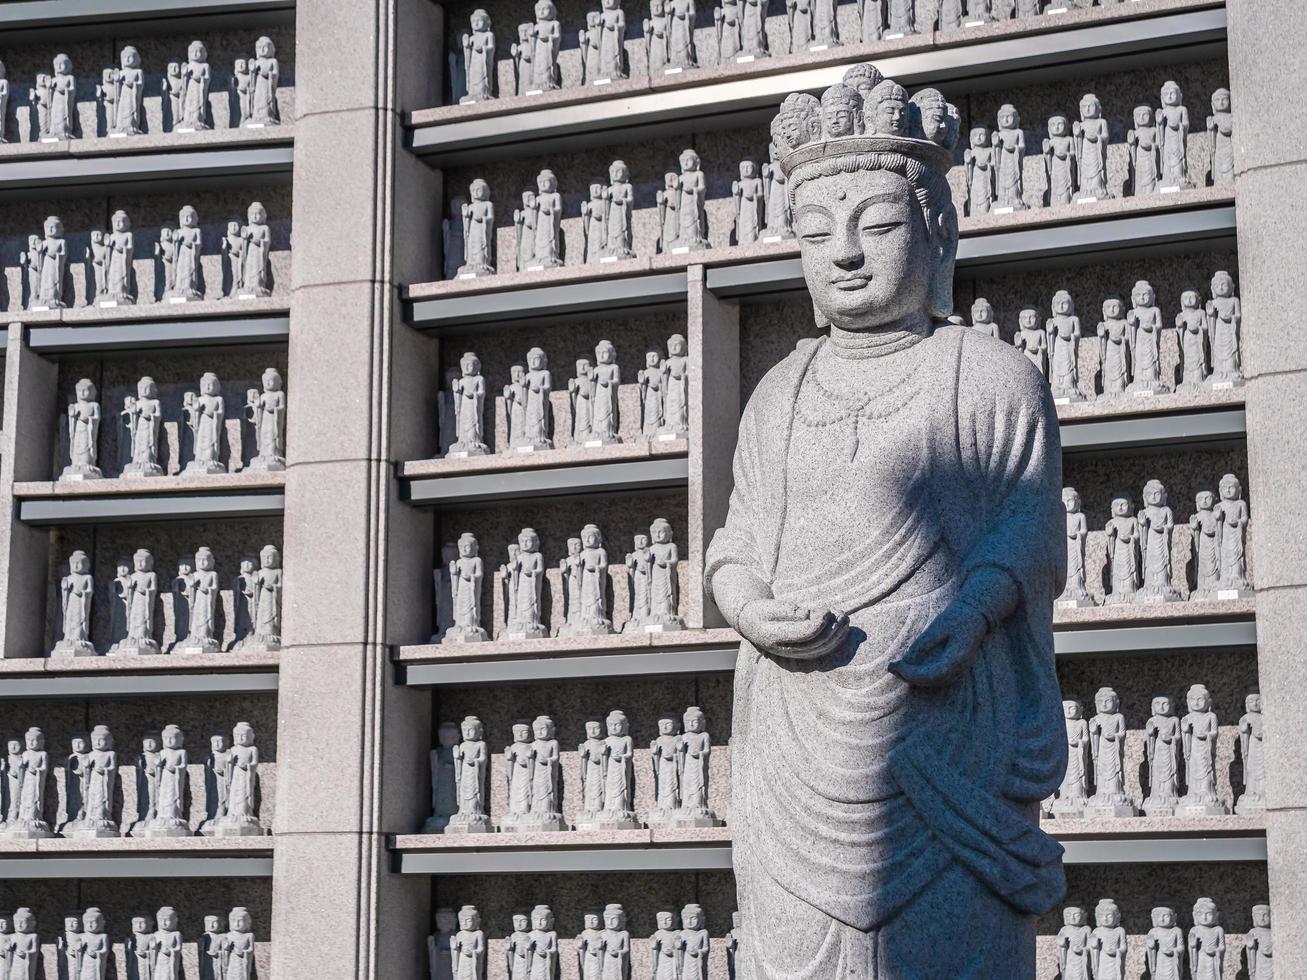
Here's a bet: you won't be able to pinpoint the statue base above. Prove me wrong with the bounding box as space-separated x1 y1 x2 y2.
1128 381 1171 397
1142 798 1178 817
212 819 266 838
121 463 164 478
1049 797 1087 819
1055 596 1098 609
182 461 228 477
1 821 53 840
50 639 98 657
1135 590 1181 604
1082 796 1137 819
526 813 568 832
66 822 120 839
236 634 281 653
107 639 162 656
142 822 193 838
176 637 221 655
445 443 490 458
1235 795 1265 816
245 455 287 472
1175 797 1229 817
586 812 641 832
509 440 554 453
439 626 488 643
1102 591 1137 606
1050 388 1085 404
502 625 548 640
655 425 688 440
629 616 685 634
579 435 623 448
58 466 103 481
1207 375 1244 390
496 816 533 834
559 622 614 637
667 808 722 829
1213 587 1254 601
443 816 493 835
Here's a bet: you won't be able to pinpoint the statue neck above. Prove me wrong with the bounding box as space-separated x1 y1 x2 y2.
828 312 932 359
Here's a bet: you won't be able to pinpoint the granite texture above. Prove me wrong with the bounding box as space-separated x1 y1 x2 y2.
0 26 296 144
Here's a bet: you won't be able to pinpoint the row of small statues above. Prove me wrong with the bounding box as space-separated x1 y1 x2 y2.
428 903 731 980
439 340 688 456
1060 476 1251 608
0 907 257 980
964 84 1233 215
454 0 1139 104
435 521 683 643
19 204 276 310
51 545 282 658
1050 687 1263 821
422 709 719 835
0 40 280 143
61 370 286 481
0 723 264 840
970 272 1244 401
1055 900 1271 980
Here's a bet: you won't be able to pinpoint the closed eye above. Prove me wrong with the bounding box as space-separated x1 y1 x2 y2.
860 221 901 236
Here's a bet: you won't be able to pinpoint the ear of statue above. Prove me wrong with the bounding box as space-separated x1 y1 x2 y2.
928 208 958 320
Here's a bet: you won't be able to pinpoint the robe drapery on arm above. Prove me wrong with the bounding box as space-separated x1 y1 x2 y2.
706 326 1067 941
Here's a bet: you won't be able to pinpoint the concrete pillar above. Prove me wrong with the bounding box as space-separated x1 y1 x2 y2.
0 329 58 658
1227 1 1307 971
269 0 438 975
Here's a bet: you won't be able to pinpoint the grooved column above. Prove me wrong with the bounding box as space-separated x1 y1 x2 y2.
1228 1 1307 972
270 1 434 976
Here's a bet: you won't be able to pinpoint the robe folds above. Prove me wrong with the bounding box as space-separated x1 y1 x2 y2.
706 325 1067 978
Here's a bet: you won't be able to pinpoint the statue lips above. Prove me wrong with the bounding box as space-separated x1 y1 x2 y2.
831 274 872 291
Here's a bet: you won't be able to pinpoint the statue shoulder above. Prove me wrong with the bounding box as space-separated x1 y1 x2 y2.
742 336 822 419
951 324 1054 413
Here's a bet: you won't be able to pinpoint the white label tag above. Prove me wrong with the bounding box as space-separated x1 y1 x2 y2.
98 300 118 308
1046 6 1067 12
109 132 127 138
458 272 477 280
238 293 258 300
1217 589 1240 600
1211 381 1234 390
644 624 664 633
168 296 189 304
526 89 544 96
448 451 469 459
30 305 50 312
515 445 536 453
1160 185 1181 193
993 206 1014 215
1140 595 1164 604
526 265 544 272
176 127 195 134
1055 599 1077 609
885 32 904 38
1075 197 1098 205
808 44 828 51
1132 389 1154 398
1053 397 1070 406
671 246 689 254
656 433 678 442
664 67 682 75
593 78 611 86
762 235 782 243
40 137 60 143
583 440 604 448
599 255 618 263
965 20 985 26
736 55 755 63
245 122 265 129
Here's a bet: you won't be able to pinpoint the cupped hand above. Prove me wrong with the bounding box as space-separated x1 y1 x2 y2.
888 600 989 687
738 598 849 660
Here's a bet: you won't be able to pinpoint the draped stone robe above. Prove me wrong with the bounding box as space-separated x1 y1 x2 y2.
706 325 1067 978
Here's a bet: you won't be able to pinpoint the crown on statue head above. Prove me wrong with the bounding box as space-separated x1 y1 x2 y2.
771 63 960 179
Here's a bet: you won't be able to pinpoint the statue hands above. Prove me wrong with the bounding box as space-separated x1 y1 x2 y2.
889 599 989 688
738 598 848 660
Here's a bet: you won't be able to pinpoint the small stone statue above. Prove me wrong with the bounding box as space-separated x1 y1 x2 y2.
1215 473 1252 597
442 533 488 643
639 349 665 438
1178 684 1227 815
733 160 764 245
177 546 221 653
528 0 562 92
1206 270 1243 387
527 906 559 979
586 341 622 445
514 191 537 272
446 906 486 980
1126 104 1161 196
505 363 528 449
1245 905 1273 980
1073 93 1111 201
1156 80 1192 190
448 716 492 834
506 912 532 979
645 0 671 74
236 201 273 298
1236 692 1265 815
89 209 135 305
666 0 698 68
1047 290 1084 402
183 372 227 475
101 46 145 136
137 734 161 829
529 716 565 830
597 709 640 829
34 54 76 140
1096 296 1132 396
886 0 915 34
109 548 161 655
1143 695 1181 816
1056 907 1091 980
1146 906 1184 980
203 913 226 980
1127 280 1168 394
582 184 606 264
857 0 882 42
648 711 681 825
1057 488 1096 607
1137 479 1180 602
1207 88 1234 186
174 40 212 131
144 724 190 836
215 721 263 836
650 911 680 980
64 736 90 833
422 722 460 834
58 912 81 980
964 126 995 216
221 907 256 980
788 0 839 51
162 205 205 301
1 728 51 839
1189 490 1221 600
661 334 689 435
1051 699 1088 817
678 905 710 980
525 170 563 270
1090 899 1127 980
575 524 613 633
1189 898 1225 980
645 518 684 630
53 550 96 656
598 0 627 81
511 23 533 96
576 720 607 829
122 377 164 478
461 10 497 103
458 180 496 277
1012 306 1048 379
556 536 583 635
236 544 282 652
522 348 553 449
762 143 794 240
715 0 742 60
594 906 631 979
669 149 709 251
204 733 231 834
76 726 119 839
23 215 68 310
245 367 287 471
969 298 999 340
1085 688 1135 817
569 358 596 443
657 171 679 253
675 706 719 826
1175 289 1210 388
992 104 1028 211
1043 115 1076 207
599 160 636 261
505 528 547 638
152 907 185 978
8 910 39 979
623 532 652 630
449 352 490 456
242 36 281 127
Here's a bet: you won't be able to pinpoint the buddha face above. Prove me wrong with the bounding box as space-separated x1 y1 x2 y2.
45 216 64 238
1194 903 1217 927
1133 105 1152 128
1103 298 1123 319
532 907 553 931
122 47 140 69
1048 115 1068 137
568 538 582 557
1080 95 1100 120
1133 282 1155 307
132 916 150 936
162 727 183 750
536 0 556 20
459 908 480 931
1152 695 1172 717
235 58 248 74
471 10 490 31
212 734 229 753
587 11 600 28
598 342 617 366
1212 273 1234 298
1153 907 1175 928
1179 289 1200 311
1252 906 1270 929
794 170 937 333
1019 308 1039 332
256 36 276 58
470 180 490 202
1161 82 1181 107
518 529 539 554
7 739 20 756
92 728 111 752
586 720 602 739
248 202 267 225
71 550 90 574
1144 481 1165 506
969 126 988 149
582 526 602 549
997 105 1018 130
972 300 993 325
681 907 702 930
1187 687 1209 712
1062 700 1080 720
1095 689 1118 713
604 907 624 930
142 736 158 754
158 908 179 931
54 54 72 75
668 334 686 357
461 717 483 741
1062 489 1080 514
915 95 946 141
1111 497 1130 518
633 533 650 552
83 909 105 934
575 358 592 379
537 171 557 194
513 913 529 933
607 713 627 736
1096 904 1119 928
195 549 214 574
1053 292 1073 316
512 723 530 744
190 41 208 62
870 93 904 135
234 724 254 748
740 160 757 180
658 716 676 735
134 550 153 572
112 210 130 233
610 161 629 183
138 377 157 399
205 915 222 934
71 737 88 755
1195 490 1214 512
230 908 251 932
14 910 34 935
263 368 283 392
261 546 279 569
584 913 600 931
1063 907 1084 927
1247 693 1262 713
657 911 673 930
679 150 700 174
685 709 704 733
1220 475 1241 500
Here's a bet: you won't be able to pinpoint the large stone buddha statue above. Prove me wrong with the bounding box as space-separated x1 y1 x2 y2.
705 64 1068 978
